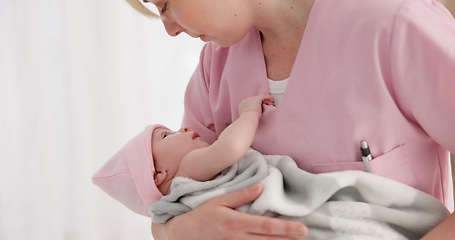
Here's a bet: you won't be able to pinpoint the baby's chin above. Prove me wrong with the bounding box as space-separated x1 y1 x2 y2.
196 142 210 149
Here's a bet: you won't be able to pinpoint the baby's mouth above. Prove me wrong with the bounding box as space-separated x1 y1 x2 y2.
192 132 200 139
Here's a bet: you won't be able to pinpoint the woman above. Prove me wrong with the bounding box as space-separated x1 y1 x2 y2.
127 0 455 239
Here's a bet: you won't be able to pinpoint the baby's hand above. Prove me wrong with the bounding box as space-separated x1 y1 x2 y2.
238 94 275 118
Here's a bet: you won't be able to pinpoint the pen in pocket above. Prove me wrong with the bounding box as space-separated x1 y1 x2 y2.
360 140 373 172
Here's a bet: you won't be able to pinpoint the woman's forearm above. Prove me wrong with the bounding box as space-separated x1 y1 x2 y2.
421 212 455 239
152 222 169 240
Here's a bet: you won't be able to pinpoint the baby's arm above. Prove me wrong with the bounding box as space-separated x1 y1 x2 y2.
177 94 274 181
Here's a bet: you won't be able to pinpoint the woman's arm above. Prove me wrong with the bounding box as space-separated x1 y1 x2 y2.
421 212 455 239
151 184 307 240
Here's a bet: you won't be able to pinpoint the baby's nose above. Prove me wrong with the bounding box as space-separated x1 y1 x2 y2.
180 127 189 133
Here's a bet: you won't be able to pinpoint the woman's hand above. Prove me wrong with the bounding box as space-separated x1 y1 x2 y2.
151 184 307 240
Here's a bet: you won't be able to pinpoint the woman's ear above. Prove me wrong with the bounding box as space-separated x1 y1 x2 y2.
154 170 167 186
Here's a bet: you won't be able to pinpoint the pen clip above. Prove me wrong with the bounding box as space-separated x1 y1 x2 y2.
360 140 372 172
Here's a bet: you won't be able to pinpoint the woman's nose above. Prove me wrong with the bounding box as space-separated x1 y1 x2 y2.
163 21 184 37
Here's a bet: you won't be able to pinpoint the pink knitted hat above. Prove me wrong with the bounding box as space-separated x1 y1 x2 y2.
92 124 165 217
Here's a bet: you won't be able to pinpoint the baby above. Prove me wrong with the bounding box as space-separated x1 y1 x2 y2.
92 94 274 216
93 94 448 239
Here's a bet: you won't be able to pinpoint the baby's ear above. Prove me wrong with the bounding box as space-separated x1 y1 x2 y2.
154 170 167 186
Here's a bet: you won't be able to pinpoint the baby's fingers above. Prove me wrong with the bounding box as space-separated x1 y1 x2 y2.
257 94 275 106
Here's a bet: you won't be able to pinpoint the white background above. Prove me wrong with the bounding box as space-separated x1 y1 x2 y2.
0 0 203 239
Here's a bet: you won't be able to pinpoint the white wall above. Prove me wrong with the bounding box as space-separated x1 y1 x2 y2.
0 0 203 239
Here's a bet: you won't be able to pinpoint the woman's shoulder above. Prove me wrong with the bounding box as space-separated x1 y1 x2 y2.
330 0 452 22
315 0 419 24
312 0 452 42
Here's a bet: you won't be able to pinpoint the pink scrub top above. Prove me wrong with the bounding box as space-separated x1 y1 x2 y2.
182 0 455 211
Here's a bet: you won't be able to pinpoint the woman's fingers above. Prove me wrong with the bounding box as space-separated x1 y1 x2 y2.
212 183 264 208
209 184 308 239
217 208 307 239
241 212 307 238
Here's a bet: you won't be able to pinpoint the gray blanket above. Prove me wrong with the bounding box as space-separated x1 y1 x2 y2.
150 149 449 239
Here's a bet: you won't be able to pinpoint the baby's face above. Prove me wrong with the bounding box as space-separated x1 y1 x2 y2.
152 127 209 173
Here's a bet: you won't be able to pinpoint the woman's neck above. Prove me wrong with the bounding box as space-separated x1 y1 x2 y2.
253 0 314 44
252 0 315 80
